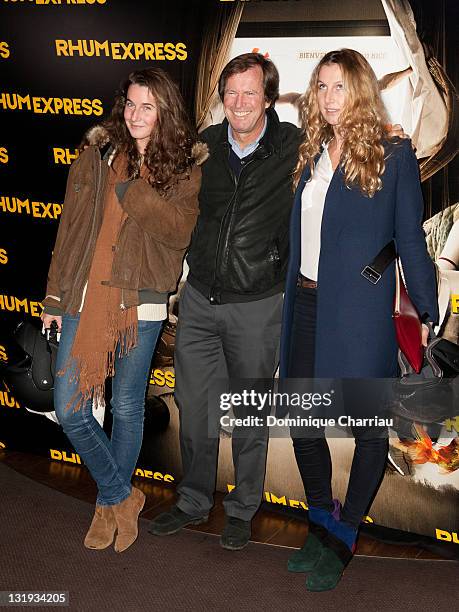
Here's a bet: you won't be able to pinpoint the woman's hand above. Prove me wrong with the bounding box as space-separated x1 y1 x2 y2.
41 313 62 332
386 123 408 139
421 323 429 347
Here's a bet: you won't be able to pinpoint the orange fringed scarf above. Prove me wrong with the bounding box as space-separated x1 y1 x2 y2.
62 153 138 412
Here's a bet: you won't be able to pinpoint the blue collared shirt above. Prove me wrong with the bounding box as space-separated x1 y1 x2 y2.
227 115 267 159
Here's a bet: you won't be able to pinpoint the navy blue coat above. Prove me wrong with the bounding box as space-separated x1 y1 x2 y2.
279 138 439 379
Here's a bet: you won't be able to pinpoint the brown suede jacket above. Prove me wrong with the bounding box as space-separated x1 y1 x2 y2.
43 130 208 315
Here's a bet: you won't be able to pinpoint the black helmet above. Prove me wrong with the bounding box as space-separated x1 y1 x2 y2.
3 321 59 412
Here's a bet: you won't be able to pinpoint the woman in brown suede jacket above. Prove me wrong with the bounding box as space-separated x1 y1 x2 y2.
41 68 206 553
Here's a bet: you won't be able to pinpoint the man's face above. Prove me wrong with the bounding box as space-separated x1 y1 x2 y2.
223 66 269 146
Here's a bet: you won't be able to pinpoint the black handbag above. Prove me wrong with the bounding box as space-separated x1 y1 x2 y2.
3 320 59 412
388 331 459 425
430 337 459 376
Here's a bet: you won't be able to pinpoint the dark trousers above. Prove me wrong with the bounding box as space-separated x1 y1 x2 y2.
175 282 283 521
289 286 388 529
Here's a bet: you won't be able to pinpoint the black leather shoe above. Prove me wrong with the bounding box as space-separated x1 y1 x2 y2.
220 516 251 551
148 505 208 536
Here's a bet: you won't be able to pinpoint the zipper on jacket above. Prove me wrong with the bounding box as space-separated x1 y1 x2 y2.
209 150 258 304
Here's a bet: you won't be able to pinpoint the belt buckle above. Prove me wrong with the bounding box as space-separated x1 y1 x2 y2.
208 290 221 305
361 265 381 284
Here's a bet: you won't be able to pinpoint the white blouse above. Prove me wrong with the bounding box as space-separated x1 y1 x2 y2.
300 145 334 281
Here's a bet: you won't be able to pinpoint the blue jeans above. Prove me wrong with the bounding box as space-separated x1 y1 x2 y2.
54 313 163 505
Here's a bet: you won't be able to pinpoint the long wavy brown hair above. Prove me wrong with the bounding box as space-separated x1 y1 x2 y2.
102 68 196 194
293 49 390 197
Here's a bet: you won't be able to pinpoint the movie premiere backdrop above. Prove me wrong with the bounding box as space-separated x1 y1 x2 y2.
1 0 458 553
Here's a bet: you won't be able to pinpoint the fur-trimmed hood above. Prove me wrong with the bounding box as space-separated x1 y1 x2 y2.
84 125 110 148
83 125 209 165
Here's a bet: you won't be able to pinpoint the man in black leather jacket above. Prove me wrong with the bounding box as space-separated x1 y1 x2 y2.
150 53 300 550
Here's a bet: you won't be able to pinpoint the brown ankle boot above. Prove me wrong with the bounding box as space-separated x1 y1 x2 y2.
112 486 146 553
84 505 117 550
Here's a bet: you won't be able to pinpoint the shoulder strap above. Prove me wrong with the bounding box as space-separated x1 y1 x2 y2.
361 240 397 284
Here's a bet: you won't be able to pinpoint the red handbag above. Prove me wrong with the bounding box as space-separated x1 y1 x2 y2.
393 260 423 373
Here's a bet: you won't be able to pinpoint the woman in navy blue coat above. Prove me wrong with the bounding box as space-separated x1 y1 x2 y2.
279 49 438 591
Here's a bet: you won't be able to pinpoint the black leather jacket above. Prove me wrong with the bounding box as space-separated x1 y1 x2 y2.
187 108 300 303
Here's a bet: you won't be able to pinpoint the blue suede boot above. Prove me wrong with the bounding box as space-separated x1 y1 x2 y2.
287 500 341 573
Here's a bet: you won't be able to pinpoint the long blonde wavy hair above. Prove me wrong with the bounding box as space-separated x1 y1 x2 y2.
293 49 389 197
